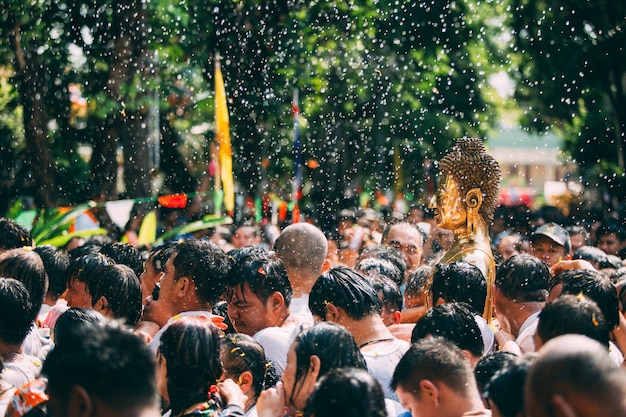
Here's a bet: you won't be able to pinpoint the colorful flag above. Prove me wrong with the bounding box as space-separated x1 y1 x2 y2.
215 57 234 214
291 89 302 223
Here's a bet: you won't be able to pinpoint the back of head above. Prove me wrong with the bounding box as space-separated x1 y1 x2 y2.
391 337 474 396
0 249 48 321
66 252 114 287
474 350 518 395
0 277 34 346
294 322 366 380
572 246 609 268
405 265 433 306
88 263 143 326
309 266 382 320
53 307 106 348
412 302 484 358
226 250 293 305
357 245 407 280
537 294 610 348
356 257 403 288
43 322 159 415
303 368 387 417
33 245 70 300
525 334 625 417
496 254 550 302
484 356 533 417
554 269 619 330
364 274 403 315
431 261 487 315
100 242 144 277
159 316 222 414
173 240 229 305
274 223 328 280
0 217 33 252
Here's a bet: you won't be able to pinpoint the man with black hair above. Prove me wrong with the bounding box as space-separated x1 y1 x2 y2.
43 322 161 417
225 249 296 375
33 245 70 326
309 266 409 401
494 254 551 353
100 242 144 277
0 217 33 254
392 338 489 417
595 221 626 257
530 222 571 267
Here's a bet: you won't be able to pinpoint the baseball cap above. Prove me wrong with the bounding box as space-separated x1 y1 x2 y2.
531 222 571 253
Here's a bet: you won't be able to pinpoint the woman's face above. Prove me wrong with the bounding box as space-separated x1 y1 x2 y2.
156 351 169 407
281 342 317 411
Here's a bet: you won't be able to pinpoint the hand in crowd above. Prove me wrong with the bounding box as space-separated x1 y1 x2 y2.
257 381 286 417
219 378 247 409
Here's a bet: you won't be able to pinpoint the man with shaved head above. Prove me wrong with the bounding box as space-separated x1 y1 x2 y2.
525 334 626 417
273 222 329 326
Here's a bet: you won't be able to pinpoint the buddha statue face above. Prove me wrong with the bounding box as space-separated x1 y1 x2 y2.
432 173 467 231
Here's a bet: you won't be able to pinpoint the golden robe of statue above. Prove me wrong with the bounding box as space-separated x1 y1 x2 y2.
430 137 501 320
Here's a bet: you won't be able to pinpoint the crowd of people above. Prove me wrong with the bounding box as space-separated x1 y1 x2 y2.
2 195 626 417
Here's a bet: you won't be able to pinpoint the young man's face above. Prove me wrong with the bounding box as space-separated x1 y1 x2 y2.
597 233 623 256
227 282 275 336
64 279 92 309
530 236 566 267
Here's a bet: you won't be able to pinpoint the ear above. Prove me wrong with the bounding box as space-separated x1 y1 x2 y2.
309 354 321 380
324 303 340 323
268 291 285 312
550 394 578 417
176 276 191 298
321 259 332 273
92 296 110 315
419 379 440 406
392 310 402 325
66 386 93 417
237 371 254 395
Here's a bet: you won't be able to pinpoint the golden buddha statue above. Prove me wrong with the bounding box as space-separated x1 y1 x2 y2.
430 137 501 320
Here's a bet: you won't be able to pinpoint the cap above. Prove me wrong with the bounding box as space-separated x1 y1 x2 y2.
531 222 571 254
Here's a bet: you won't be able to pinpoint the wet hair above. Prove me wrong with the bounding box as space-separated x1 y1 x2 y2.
431 262 487 315
572 246 609 268
44 322 159 413
357 245 407 280
596 222 626 243
171 240 229 305
100 242 144 277
356 257 403 288
159 316 223 416
0 277 34 345
147 242 177 274
412 302 484 358
405 265 433 303
309 266 382 320
474 350 518 395
303 368 387 417
391 337 474 396
66 252 114 287
53 307 106 348
537 294 610 348
225 250 292 306
88 264 142 326
290 322 366 406
484 356 533 417
0 217 33 250
220 333 278 400
496 254 550 302
0 248 48 322
551 269 619 330
364 274 403 316
437 138 501 222
33 245 70 299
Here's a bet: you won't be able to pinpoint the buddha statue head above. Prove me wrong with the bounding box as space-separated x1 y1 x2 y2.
433 138 501 232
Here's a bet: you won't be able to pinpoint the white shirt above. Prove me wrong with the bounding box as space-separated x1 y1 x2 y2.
516 311 541 353
362 338 410 402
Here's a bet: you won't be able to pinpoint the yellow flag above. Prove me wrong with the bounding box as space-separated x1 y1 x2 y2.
137 210 157 246
215 58 234 214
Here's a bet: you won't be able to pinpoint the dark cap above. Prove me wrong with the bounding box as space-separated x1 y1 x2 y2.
531 222 571 254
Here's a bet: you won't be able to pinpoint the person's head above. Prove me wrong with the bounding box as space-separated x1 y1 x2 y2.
140 242 176 304
156 240 229 324
157 316 222 415
535 294 610 350
33 245 70 302
0 248 48 322
530 222 571 267
391 337 479 416
274 223 329 283
357 245 407 282
225 250 292 336
88 264 142 326
363 274 403 326
232 223 260 248
572 246 609 270
566 225 590 253
43 322 160 417
495 254 550 303
381 222 423 274
548 269 619 330
303 368 387 417
53 307 106 348
220 333 278 410
282 322 366 411
484 356 533 417
0 277 34 346
0 217 33 253
474 350 518 397
525 334 626 417
496 233 523 261
65 252 114 309
595 222 626 256
99 242 144 277
355 257 403 288
405 265 433 309
430 261 487 316
434 138 501 229
309 266 382 322
412 302 484 363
